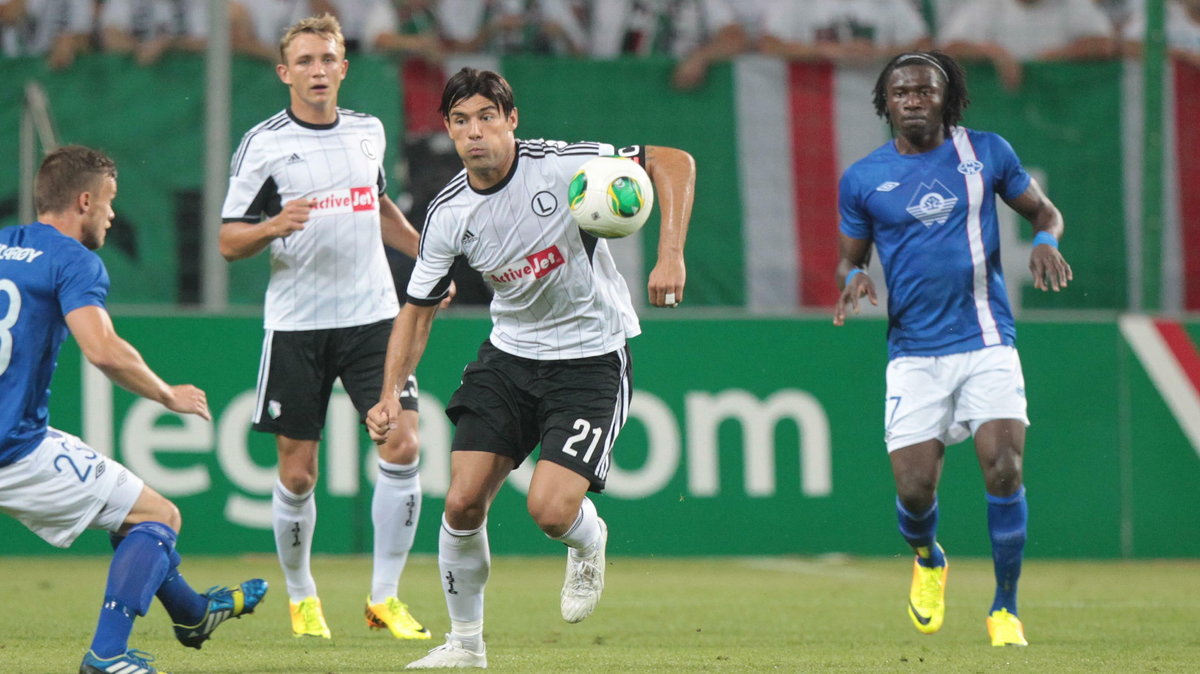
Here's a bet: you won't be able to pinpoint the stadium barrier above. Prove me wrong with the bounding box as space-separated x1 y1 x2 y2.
2 314 1197 558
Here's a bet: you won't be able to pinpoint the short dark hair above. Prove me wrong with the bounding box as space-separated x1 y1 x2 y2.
439 67 515 119
873 50 969 136
34 145 117 215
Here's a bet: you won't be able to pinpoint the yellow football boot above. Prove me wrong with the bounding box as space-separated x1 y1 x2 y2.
907 544 948 634
365 596 431 640
289 596 332 639
987 608 1028 646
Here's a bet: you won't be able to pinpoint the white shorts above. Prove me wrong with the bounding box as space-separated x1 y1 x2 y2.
884 345 1030 453
0 428 144 548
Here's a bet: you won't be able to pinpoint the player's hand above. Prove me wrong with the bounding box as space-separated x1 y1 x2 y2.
439 280 458 309
833 271 878 326
672 53 708 90
1030 244 1072 292
648 258 686 308
272 198 313 239
993 50 1023 90
367 398 401 445
163 385 211 421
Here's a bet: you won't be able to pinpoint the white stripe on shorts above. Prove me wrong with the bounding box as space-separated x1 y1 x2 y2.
253 330 274 424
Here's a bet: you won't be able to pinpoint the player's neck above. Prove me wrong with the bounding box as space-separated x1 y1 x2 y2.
466 143 516 191
894 129 945 155
35 213 81 241
290 99 339 126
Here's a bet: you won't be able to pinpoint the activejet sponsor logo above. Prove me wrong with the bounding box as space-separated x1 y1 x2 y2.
490 245 565 284
309 187 376 216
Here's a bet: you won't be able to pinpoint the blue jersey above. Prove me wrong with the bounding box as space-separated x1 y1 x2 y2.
839 127 1032 360
0 223 108 465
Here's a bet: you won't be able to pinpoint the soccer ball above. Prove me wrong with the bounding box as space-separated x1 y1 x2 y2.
567 156 654 238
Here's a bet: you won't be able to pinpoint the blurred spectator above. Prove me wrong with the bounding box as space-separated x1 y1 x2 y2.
229 0 313 61
1095 0 1135 31
939 0 1116 89
436 0 525 54
435 0 593 55
99 0 208 65
2 0 93 68
1 0 25 56
1123 0 1200 66
672 0 772 89
589 0 702 59
760 0 930 65
323 0 438 58
347 0 442 61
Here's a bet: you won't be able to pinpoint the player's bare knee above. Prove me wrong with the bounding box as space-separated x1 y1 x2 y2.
895 475 937 512
985 463 1023 496
277 460 319 494
443 491 487 530
526 495 575 537
378 428 419 465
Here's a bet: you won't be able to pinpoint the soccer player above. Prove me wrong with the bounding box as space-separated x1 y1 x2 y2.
366 67 695 669
0 145 267 674
833 51 1072 647
219 14 431 641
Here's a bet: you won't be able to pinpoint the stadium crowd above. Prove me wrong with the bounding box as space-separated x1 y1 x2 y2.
0 1 1187 82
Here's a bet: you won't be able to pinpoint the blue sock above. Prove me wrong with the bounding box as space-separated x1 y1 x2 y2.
987 487 1027 615
110 529 207 625
90 522 176 658
897 498 945 568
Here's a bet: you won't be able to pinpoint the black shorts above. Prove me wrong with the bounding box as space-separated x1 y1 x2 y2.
251 319 419 440
446 340 632 493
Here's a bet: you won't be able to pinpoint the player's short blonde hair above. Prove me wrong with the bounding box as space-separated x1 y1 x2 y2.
279 14 345 65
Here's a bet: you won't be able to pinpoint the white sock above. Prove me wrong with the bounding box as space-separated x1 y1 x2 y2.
273 480 318 601
370 459 422 604
439 514 489 651
553 497 601 556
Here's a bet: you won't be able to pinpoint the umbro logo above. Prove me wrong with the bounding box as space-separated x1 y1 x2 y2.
461 229 477 245
876 181 900 192
286 153 304 164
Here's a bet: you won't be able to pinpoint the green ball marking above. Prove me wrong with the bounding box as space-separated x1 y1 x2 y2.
568 170 588 211
606 176 644 218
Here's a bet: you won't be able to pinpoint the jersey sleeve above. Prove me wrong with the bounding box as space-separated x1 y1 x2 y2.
56 250 109 316
837 169 872 240
406 207 459 306
373 117 389 195
222 130 279 223
989 133 1033 201
545 141 645 186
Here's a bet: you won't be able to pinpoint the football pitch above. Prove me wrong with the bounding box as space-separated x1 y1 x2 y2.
5 554 1198 672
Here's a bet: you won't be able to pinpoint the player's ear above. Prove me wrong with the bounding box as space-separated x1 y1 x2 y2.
276 62 290 84
76 189 91 215
509 106 518 130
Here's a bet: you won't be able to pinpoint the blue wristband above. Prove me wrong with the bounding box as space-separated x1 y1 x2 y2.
1032 231 1058 248
845 268 865 287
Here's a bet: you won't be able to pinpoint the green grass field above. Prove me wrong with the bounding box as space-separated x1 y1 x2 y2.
4 554 1198 672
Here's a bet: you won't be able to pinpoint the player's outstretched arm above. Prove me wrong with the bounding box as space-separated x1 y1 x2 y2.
644 145 695 308
833 233 877 326
380 193 422 260
1004 178 1073 292
218 197 314 261
367 302 439 444
65 306 211 420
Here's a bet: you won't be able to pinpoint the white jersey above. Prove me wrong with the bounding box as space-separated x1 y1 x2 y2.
222 108 400 331
410 139 643 360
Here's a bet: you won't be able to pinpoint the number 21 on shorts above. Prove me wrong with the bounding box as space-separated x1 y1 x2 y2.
562 418 603 463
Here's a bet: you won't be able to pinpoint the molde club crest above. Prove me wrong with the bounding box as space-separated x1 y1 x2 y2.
309 187 377 216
